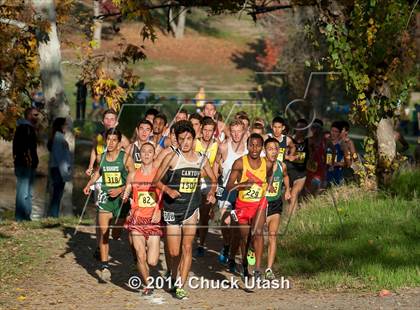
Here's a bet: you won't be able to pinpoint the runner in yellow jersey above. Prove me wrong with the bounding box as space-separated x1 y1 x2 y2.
226 133 273 279
194 116 219 257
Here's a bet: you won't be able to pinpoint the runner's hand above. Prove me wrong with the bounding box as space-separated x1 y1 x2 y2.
206 192 216 204
284 189 291 201
108 187 123 198
268 184 276 193
85 167 93 177
151 209 161 223
83 185 91 195
166 188 181 199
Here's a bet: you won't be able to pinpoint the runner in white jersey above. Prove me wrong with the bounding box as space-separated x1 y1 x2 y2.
213 119 247 269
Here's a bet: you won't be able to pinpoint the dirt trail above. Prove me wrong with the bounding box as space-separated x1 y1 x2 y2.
2 225 420 309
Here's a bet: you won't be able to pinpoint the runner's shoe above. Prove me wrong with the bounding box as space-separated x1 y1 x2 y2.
195 246 205 257
247 248 256 266
175 287 188 300
142 288 154 296
265 268 275 280
99 266 111 282
241 264 250 280
218 247 229 264
253 269 262 280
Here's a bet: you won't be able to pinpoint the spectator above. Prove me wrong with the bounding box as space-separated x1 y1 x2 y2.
12 107 39 221
46 117 73 218
88 94 106 122
76 79 88 121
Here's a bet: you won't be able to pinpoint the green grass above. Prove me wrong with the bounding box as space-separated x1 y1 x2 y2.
276 186 420 291
386 169 420 200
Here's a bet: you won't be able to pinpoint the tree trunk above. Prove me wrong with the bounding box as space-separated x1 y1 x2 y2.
376 117 396 185
93 0 102 49
169 6 186 39
33 0 75 216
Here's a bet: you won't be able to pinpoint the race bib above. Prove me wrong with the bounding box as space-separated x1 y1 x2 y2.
277 148 285 162
104 172 122 187
163 211 175 222
179 177 198 193
295 152 306 163
266 181 280 197
216 185 224 198
326 153 333 166
137 191 157 208
243 183 263 202
134 163 142 169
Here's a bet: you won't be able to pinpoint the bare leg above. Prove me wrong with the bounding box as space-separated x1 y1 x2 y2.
251 207 266 271
166 225 182 281
131 234 150 285
98 212 113 262
198 199 212 247
179 211 198 288
266 214 281 269
288 178 306 216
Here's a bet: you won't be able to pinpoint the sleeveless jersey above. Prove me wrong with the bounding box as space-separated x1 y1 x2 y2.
277 135 288 162
237 156 267 204
131 142 142 169
97 150 127 205
162 150 205 211
195 139 218 167
221 141 248 186
131 167 161 219
266 161 283 202
288 138 308 171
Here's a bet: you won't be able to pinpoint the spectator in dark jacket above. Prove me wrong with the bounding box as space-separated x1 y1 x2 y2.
12 107 39 221
47 117 73 218
76 79 87 121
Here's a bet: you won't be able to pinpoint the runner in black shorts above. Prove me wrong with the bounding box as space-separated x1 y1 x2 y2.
264 138 291 279
285 119 309 216
154 120 216 300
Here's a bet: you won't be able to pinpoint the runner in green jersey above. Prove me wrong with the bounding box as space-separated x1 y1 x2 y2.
84 128 135 282
264 137 291 280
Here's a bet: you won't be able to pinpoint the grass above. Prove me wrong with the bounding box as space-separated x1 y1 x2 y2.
0 217 93 299
386 169 420 200
275 185 420 291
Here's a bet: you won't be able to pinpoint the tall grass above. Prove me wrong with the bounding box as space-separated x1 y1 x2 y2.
276 185 420 291
386 169 420 200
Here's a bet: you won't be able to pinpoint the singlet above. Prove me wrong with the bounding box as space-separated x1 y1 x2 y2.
157 136 167 149
237 156 267 205
131 167 161 219
277 135 288 162
221 141 248 186
288 138 308 172
98 150 127 204
132 142 142 169
162 150 205 211
195 139 218 167
96 132 106 155
266 161 283 203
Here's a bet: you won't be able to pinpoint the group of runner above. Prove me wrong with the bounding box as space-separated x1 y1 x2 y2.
83 102 358 299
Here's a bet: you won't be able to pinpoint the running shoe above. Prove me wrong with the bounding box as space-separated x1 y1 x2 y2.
163 270 171 280
227 259 236 273
265 268 275 280
247 248 256 266
195 246 205 257
100 266 111 282
218 248 229 264
175 287 188 300
253 269 262 280
142 288 154 296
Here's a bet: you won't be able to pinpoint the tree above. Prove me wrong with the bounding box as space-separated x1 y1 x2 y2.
169 6 187 39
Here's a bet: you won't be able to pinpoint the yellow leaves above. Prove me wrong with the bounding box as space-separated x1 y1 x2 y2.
16 295 26 301
367 18 378 47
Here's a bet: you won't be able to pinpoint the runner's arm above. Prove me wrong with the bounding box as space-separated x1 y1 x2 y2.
123 154 136 201
83 154 101 194
285 136 296 161
153 152 176 194
282 162 291 200
226 158 250 193
202 157 217 196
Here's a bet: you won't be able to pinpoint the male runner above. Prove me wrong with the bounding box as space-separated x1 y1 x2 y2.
154 120 216 299
269 117 295 162
226 133 273 279
213 119 247 270
327 121 346 186
151 113 168 154
145 108 159 124
194 116 219 257
189 113 203 139
175 109 188 122
83 129 135 281
285 119 309 216
127 119 153 169
264 137 291 280
125 142 162 296
202 102 227 141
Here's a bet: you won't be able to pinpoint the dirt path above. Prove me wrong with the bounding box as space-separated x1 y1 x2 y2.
2 225 420 309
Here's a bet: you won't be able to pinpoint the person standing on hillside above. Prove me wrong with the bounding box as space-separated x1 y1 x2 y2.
12 107 39 221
